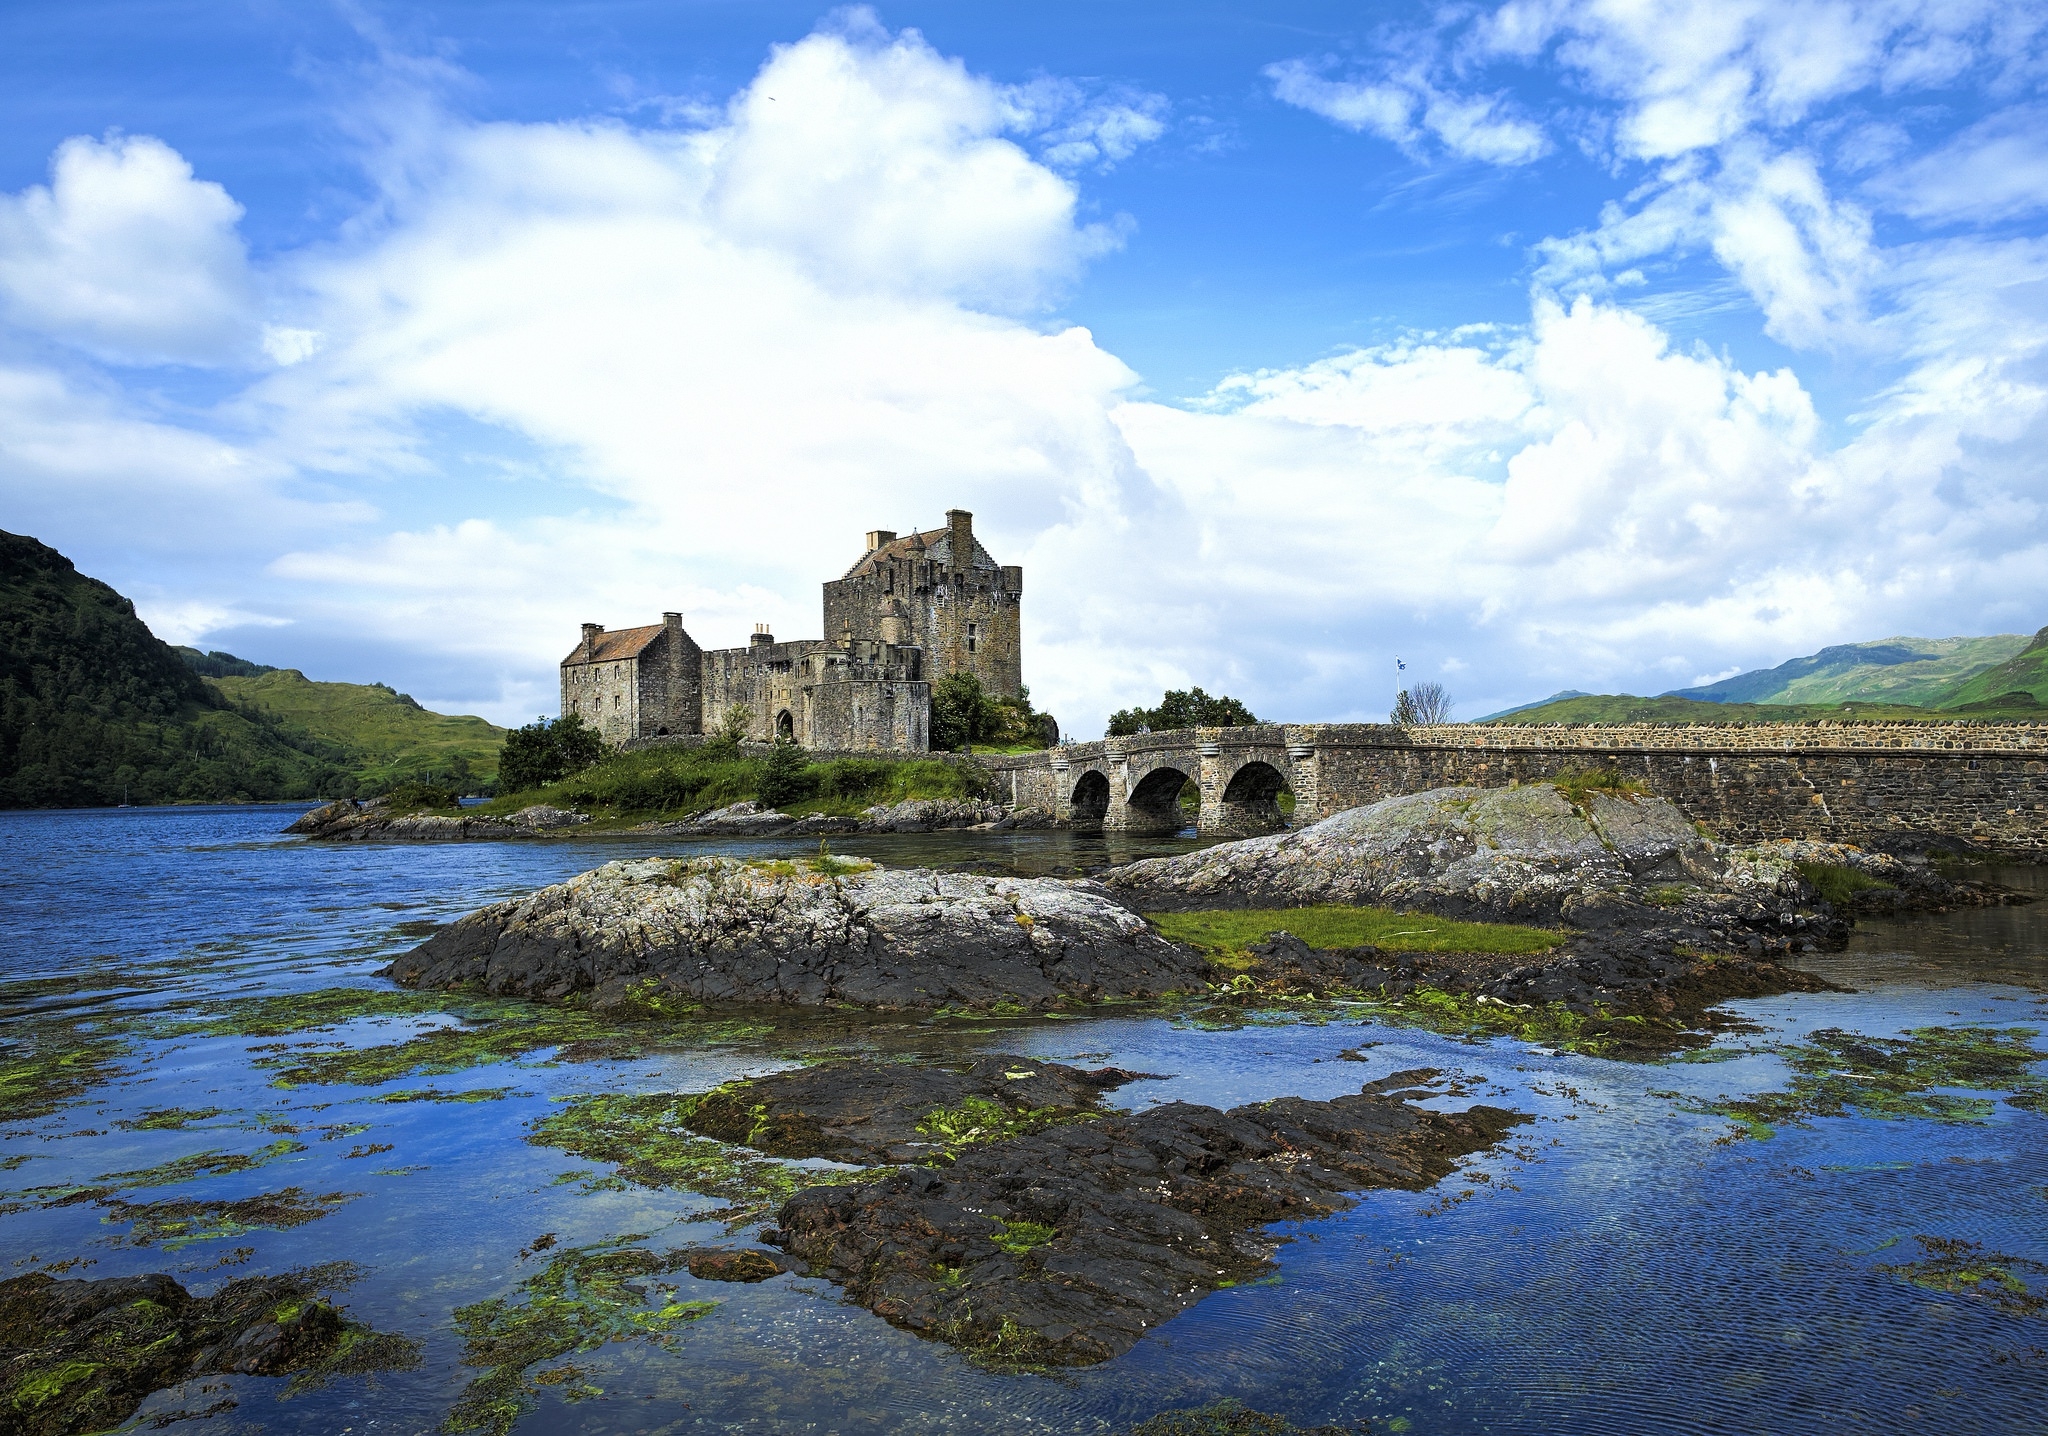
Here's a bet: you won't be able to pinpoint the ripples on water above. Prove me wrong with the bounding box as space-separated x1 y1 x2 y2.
1 807 2044 1434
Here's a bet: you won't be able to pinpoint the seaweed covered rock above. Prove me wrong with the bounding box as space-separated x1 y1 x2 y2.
768 1070 1523 1365
1104 785 1717 919
0 1267 415 1435
1126 1401 1361 1436
680 1054 1159 1164
386 858 1208 1010
286 799 587 841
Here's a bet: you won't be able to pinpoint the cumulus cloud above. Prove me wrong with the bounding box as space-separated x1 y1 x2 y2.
0 134 256 364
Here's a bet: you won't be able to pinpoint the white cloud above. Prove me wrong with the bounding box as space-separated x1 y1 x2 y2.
133 599 290 647
1266 58 1549 165
0 134 255 364
1870 104 2048 223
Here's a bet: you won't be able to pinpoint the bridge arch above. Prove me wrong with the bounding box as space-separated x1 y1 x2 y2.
1213 759 1291 836
1068 769 1110 831
1116 763 1195 835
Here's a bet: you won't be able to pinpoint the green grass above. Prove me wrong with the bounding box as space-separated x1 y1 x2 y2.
209 668 505 790
467 745 994 826
1148 905 1565 960
1793 861 1896 907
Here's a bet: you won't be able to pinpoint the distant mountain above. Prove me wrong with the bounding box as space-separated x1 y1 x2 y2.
1475 690 1591 721
1665 634 2027 707
207 666 504 789
1936 625 2048 708
0 530 348 807
1476 693 2022 726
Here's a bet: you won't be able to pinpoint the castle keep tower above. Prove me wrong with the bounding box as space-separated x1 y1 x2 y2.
822 509 1023 699
560 508 1019 752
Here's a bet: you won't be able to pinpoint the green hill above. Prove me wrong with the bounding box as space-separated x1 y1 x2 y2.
1668 633 2028 706
1482 691 2042 726
1935 626 2048 708
0 530 351 806
206 667 504 790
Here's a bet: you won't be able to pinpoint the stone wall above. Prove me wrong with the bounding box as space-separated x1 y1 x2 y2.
982 721 2048 853
821 510 1022 701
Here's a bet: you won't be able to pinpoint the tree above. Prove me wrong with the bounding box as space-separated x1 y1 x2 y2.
1106 686 1258 737
756 737 812 808
1392 682 1455 725
930 673 1003 751
499 712 606 792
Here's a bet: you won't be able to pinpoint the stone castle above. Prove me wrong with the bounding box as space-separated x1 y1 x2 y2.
561 509 1021 751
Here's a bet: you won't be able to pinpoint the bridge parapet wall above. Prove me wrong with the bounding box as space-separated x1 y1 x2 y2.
980 721 2048 853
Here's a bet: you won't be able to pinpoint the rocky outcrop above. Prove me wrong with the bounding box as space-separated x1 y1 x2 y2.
764 1066 1522 1365
1104 784 1723 919
286 799 588 841
385 858 1210 1010
0 1268 414 1436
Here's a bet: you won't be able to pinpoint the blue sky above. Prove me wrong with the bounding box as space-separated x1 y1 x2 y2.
4 0 2047 731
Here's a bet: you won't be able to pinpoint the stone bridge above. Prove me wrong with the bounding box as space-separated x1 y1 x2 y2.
980 720 2048 854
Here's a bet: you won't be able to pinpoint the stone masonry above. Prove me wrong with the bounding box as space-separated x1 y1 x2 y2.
560 509 1019 752
982 720 2048 854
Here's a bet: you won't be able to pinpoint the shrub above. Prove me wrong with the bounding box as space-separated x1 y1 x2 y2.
1794 861 1894 907
1546 767 1648 805
499 713 606 791
757 739 813 808
930 673 1005 751
380 781 459 813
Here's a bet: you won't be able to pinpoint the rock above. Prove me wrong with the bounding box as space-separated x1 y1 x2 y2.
787 813 860 836
1105 784 1718 920
688 800 797 834
860 799 1008 832
0 1267 414 1436
769 1069 1524 1365
679 1054 1161 1164
385 858 1210 1010
509 804 589 830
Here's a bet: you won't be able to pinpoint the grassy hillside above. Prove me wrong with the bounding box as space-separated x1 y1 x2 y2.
1936 626 2048 707
1 530 350 806
1479 692 2041 725
207 668 505 790
1669 634 2028 706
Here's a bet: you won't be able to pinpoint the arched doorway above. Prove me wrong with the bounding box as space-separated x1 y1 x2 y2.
1069 770 1110 831
1120 765 1194 835
776 709 795 742
1216 760 1291 835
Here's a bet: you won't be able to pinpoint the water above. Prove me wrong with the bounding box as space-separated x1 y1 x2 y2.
3 806 2045 1434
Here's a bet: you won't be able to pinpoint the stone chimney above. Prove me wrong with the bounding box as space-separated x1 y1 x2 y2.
663 611 682 631
865 529 896 552
581 622 603 657
946 508 972 569
750 623 774 648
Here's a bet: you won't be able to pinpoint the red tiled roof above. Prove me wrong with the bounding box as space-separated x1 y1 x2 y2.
839 527 996 580
562 623 662 666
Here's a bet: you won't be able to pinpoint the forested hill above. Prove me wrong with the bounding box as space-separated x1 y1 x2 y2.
0 530 348 807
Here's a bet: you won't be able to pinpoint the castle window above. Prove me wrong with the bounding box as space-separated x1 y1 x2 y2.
967 622 978 653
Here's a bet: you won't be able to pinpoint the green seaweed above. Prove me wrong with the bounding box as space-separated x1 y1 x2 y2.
369 1087 516 1105
0 1015 130 1123
19 1139 310 1208
156 986 455 1038
527 1094 863 1223
1368 988 1674 1058
99 1187 359 1248
1877 1235 2047 1317
114 1107 227 1131
916 1096 1097 1155
1126 1399 1355 1435
988 1218 1056 1255
1697 1025 2048 1139
444 1242 716 1436
258 1005 639 1088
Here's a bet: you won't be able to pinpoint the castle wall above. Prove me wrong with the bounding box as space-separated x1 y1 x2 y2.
562 653 641 746
821 517 1022 700
699 639 928 750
